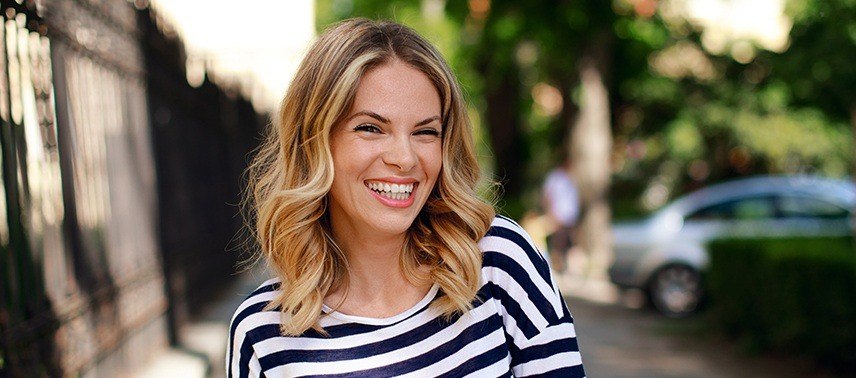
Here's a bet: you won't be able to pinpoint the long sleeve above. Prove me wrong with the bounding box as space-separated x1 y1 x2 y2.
226 279 280 378
480 215 586 377
226 344 262 378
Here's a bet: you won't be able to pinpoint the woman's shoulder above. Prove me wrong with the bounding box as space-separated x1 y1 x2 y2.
480 215 542 258
479 215 552 284
229 277 282 334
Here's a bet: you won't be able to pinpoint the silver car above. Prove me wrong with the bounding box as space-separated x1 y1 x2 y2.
609 175 856 317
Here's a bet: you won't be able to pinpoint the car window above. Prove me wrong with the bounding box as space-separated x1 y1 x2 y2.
687 197 775 221
777 196 850 219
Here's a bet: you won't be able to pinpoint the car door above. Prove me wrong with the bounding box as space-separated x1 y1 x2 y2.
681 196 779 244
773 195 852 237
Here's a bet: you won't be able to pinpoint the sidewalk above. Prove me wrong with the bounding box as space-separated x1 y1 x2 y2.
555 271 827 378
136 266 269 378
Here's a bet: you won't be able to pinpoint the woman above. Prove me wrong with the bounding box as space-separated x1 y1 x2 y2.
229 18 585 377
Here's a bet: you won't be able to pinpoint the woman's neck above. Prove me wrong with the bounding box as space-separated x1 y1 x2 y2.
327 226 431 318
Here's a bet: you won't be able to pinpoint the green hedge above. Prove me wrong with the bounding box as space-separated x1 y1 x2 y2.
707 237 856 372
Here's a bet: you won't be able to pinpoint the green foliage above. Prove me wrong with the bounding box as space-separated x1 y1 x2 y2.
732 109 852 176
778 0 856 117
315 0 856 218
665 119 704 160
613 0 855 210
707 237 856 372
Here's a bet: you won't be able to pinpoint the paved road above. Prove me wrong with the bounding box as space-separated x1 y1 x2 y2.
566 293 827 378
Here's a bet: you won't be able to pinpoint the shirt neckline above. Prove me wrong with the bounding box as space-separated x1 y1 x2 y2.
321 283 440 326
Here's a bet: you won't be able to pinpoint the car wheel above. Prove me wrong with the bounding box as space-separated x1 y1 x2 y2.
649 264 702 318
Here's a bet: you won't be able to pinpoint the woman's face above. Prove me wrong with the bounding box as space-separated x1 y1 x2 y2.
328 60 443 241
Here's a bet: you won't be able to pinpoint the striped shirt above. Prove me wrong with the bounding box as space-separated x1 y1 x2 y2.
227 215 585 377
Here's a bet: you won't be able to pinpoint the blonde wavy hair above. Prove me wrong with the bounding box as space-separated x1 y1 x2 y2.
244 18 495 336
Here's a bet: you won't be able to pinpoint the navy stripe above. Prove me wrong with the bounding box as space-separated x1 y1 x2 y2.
232 283 442 374
483 251 560 325
252 282 281 296
228 216 586 376
228 283 280 351
484 226 552 285
483 282 540 339
259 304 472 366
237 285 438 340
495 214 520 229
319 298 436 337
560 293 575 323
227 283 278 378
231 301 270 344
511 336 580 366
505 332 522 366
475 283 494 304
525 363 586 377
238 337 254 378
299 313 503 378
229 301 269 378
435 342 509 378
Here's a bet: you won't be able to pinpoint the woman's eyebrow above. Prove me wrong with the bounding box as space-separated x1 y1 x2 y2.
347 110 390 124
415 115 441 127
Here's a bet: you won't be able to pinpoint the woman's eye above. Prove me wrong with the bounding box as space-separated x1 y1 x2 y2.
414 128 441 137
354 124 382 133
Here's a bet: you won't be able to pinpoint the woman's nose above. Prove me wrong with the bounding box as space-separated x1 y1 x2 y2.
382 136 417 172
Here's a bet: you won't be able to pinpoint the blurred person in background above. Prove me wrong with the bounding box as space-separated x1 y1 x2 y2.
228 18 585 377
542 153 580 274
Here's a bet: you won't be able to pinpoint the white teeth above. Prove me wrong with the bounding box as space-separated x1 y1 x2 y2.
366 181 415 200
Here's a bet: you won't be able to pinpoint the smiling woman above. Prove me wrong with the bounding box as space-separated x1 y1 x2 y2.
229 18 585 377
327 60 443 244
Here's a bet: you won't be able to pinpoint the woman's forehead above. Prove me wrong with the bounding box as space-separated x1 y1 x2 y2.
348 61 442 119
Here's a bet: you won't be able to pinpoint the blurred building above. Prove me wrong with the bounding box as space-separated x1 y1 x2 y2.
0 0 263 375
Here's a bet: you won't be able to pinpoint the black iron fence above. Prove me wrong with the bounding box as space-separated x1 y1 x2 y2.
1 0 65 374
139 4 264 340
0 0 263 375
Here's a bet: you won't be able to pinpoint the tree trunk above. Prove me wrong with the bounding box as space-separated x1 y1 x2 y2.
570 46 613 279
483 62 526 216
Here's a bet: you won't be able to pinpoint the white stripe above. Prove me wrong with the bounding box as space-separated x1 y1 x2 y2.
248 352 262 378
513 351 583 377
230 294 278 378
254 306 442 356
229 280 279 325
518 322 578 351
318 312 350 328
230 310 281 378
397 327 508 378
492 301 530 348
492 300 577 349
492 217 544 259
270 301 497 377
482 267 551 329
480 236 563 317
463 353 513 378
